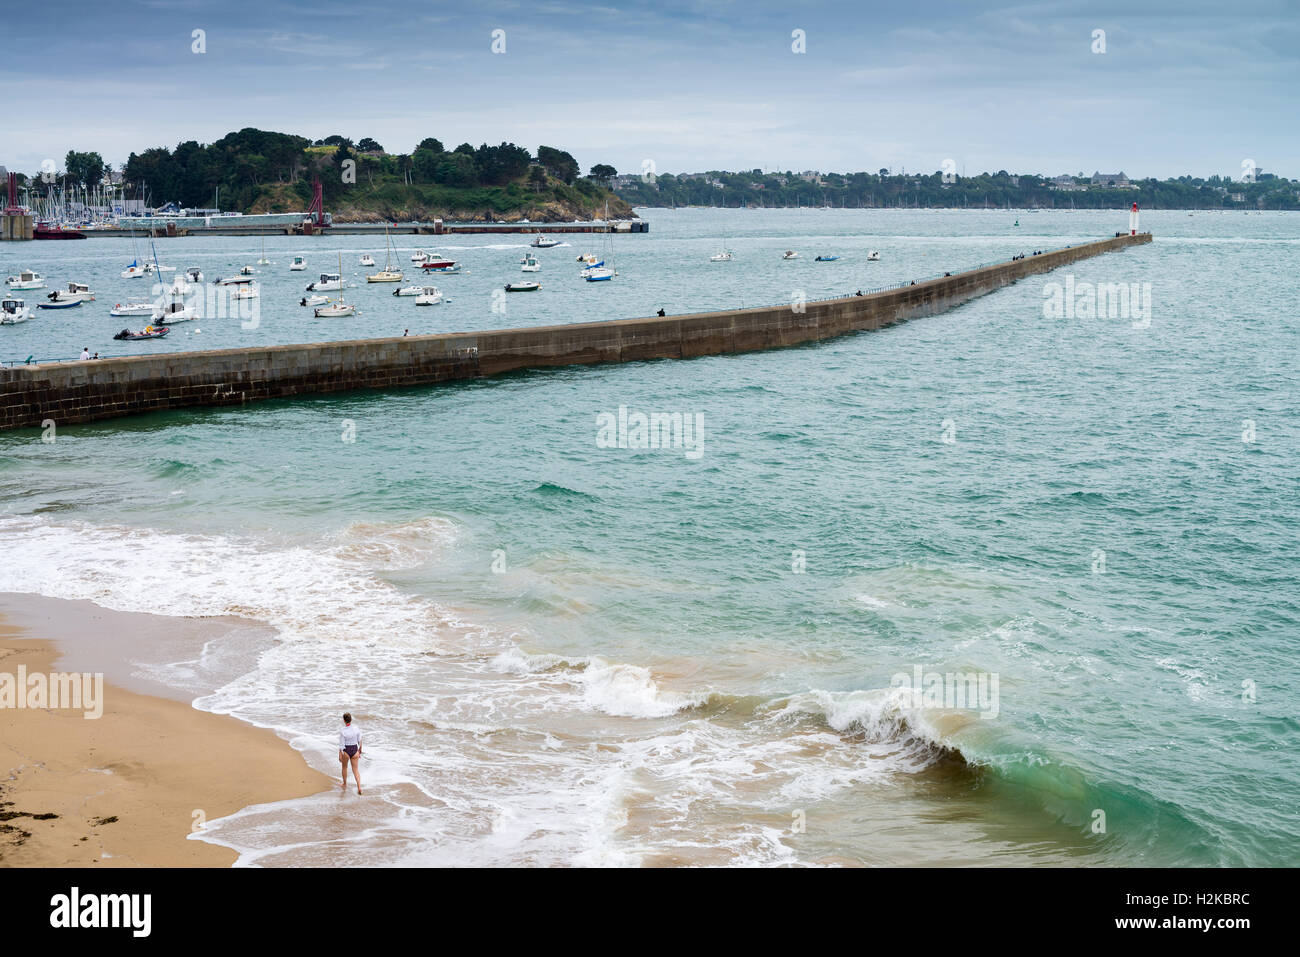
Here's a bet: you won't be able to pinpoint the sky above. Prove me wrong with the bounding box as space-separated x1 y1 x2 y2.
2 0 1298 181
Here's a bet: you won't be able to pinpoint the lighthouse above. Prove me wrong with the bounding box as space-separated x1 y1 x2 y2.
1130 202 1139 236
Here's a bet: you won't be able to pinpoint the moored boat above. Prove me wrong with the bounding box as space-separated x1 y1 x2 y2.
392 285 422 297
415 286 443 305
33 221 86 240
110 299 158 317
814 255 839 262
782 250 798 260
530 236 560 248
290 256 307 271
521 254 541 272
37 297 82 310
505 281 540 292
6 269 44 290
306 272 344 291
113 325 170 340
1 298 33 323
47 282 95 303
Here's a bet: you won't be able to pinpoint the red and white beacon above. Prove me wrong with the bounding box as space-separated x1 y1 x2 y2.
1130 202 1139 236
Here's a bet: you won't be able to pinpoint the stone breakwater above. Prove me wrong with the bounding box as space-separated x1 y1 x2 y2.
0 233 1151 431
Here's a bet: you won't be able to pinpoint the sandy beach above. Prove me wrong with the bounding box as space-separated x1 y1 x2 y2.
0 598 331 867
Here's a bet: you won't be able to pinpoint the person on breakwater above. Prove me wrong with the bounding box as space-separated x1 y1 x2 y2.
339 712 363 794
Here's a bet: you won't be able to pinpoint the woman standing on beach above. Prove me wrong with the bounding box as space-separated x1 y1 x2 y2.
339 713 362 795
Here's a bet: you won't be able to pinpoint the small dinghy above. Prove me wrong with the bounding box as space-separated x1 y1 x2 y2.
814 255 839 262
301 294 331 307
782 251 798 260
866 250 880 261
38 297 82 310
505 281 540 292
113 325 169 340
392 285 423 297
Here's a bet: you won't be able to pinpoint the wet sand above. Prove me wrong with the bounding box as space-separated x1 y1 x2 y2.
0 596 331 867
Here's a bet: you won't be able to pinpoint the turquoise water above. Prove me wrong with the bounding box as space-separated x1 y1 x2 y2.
2 209 1297 866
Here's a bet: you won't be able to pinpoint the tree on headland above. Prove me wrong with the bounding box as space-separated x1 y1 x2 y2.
415 138 445 154
356 138 384 153
474 143 532 186
537 146 579 185
590 163 616 183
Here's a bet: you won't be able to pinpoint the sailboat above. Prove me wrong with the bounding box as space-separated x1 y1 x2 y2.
257 236 272 265
584 202 616 281
366 224 403 282
316 252 357 316
122 226 148 278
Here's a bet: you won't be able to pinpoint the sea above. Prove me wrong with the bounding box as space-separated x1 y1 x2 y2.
1 207 1297 866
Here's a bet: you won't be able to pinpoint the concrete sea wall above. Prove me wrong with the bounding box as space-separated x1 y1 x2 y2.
0 233 1151 431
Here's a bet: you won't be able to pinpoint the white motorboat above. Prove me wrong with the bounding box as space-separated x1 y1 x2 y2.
0 298 32 324
110 298 157 317
48 282 95 303
290 256 307 271
530 236 561 248
360 254 376 267
306 272 344 291
867 250 880 261
7 270 44 290
231 285 260 300
521 254 541 272
410 250 428 263
782 250 798 260
392 285 423 297
505 281 541 292
154 297 197 323
301 294 331 307
215 274 255 286
710 249 734 262
415 286 442 305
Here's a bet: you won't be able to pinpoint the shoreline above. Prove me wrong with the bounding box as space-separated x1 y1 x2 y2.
0 597 332 867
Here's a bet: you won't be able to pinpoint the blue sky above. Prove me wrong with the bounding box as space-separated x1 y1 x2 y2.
3 0 1297 179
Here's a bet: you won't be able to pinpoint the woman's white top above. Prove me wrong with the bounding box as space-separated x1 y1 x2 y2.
339 724 362 749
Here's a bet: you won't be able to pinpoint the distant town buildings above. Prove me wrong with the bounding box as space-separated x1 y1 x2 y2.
1091 171 1133 188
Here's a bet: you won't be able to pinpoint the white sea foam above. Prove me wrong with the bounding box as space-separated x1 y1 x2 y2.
0 514 945 867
